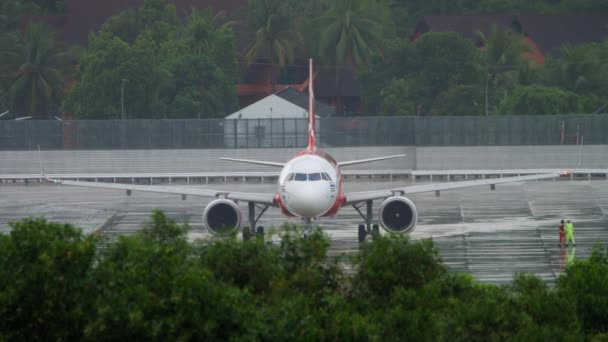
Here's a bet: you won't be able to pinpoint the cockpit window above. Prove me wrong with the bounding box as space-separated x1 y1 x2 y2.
286 173 295 181
294 173 307 181
308 173 321 181
321 172 331 181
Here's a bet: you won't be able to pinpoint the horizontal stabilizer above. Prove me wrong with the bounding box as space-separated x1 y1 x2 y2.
220 157 285 168
338 154 406 167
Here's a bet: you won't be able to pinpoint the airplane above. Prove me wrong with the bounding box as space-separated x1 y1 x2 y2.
42 59 561 242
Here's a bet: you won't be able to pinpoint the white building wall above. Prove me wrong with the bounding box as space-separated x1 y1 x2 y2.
225 95 318 148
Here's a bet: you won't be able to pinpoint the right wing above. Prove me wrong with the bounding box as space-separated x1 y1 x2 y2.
344 172 561 205
49 179 276 205
220 157 284 167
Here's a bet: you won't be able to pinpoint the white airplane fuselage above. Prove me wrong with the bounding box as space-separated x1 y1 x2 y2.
277 152 344 218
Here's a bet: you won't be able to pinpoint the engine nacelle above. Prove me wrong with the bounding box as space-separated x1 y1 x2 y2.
378 196 417 234
202 199 241 236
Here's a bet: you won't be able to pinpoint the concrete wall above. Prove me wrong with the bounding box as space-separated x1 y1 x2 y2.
415 145 608 170
0 146 416 174
1 145 605 174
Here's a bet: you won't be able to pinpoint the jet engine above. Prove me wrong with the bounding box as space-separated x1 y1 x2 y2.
378 196 417 234
202 199 241 236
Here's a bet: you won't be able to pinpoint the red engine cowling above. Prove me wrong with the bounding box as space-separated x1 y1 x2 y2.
202 199 241 236
378 196 417 234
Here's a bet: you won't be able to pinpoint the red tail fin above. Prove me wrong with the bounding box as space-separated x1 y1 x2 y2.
307 58 316 152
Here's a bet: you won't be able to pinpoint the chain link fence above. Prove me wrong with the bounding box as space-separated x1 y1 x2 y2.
1 115 606 150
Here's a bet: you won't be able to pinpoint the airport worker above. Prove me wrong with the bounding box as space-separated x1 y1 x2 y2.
564 219 576 246
558 220 566 247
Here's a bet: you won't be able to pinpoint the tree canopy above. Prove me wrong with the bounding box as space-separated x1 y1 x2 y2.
7 0 608 118
1 211 607 340
62 0 238 119
0 22 68 119
360 32 483 116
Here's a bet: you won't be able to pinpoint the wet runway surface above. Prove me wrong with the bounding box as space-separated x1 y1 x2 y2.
1 180 607 285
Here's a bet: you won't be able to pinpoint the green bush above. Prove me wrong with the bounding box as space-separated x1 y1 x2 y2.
0 213 604 340
0 218 96 341
558 243 608 336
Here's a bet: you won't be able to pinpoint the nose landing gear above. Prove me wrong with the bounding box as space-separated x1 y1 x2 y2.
303 217 315 236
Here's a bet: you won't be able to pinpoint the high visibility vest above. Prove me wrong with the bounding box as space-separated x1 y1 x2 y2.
565 223 574 233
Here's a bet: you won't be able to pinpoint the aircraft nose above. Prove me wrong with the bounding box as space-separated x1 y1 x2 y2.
292 186 331 217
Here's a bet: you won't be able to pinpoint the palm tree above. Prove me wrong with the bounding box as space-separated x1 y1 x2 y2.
314 0 392 114
243 0 303 92
0 22 67 119
477 26 530 113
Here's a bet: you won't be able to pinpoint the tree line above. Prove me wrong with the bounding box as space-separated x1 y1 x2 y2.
1 210 607 340
0 0 607 118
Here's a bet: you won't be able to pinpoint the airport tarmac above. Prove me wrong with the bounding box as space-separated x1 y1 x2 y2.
1 179 607 285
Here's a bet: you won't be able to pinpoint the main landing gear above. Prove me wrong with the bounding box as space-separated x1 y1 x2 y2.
243 202 270 241
352 200 380 242
303 217 315 236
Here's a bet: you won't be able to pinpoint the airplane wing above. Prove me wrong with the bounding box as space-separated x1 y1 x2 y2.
220 157 284 167
337 154 406 167
343 172 560 205
49 179 276 205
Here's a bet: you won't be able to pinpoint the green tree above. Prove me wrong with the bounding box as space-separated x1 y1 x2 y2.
243 0 303 92
498 85 586 115
160 10 238 118
86 211 253 340
353 235 446 298
315 0 393 114
0 1 31 32
506 273 582 340
377 78 417 116
557 243 608 336
361 32 483 115
478 26 532 114
62 31 168 119
559 0 608 11
100 0 180 46
315 0 392 66
0 22 68 119
542 42 608 101
199 235 284 294
431 84 484 116
0 218 96 341
62 3 238 119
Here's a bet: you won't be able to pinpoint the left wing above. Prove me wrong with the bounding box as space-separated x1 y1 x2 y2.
338 154 405 167
343 172 560 205
48 179 276 205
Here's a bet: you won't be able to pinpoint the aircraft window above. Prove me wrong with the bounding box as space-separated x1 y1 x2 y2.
321 173 331 181
287 173 295 181
294 173 307 181
308 173 321 181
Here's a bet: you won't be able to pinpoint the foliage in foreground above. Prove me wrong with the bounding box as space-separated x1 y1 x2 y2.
0 210 606 340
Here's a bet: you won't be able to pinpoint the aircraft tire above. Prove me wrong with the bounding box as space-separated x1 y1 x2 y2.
242 226 252 241
358 224 367 243
372 224 380 237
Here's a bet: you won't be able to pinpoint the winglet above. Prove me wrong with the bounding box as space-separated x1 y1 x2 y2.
38 145 46 178
38 145 60 183
306 58 316 153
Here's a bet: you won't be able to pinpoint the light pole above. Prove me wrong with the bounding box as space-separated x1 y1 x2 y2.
484 73 491 116
121 78 128 120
